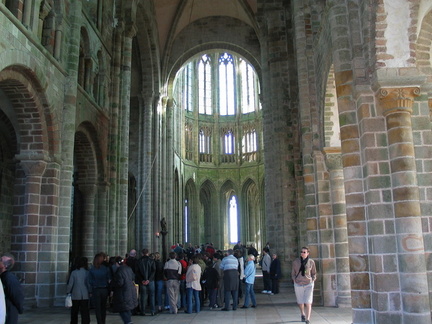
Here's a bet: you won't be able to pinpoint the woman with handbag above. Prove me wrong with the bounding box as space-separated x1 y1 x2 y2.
67 257 91 324
291 247 317 324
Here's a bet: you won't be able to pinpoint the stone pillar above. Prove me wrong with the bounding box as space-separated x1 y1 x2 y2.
96 182 109 251
378 87 430 323
118 24 136 254
12 158 47 306
79 184 97 259
107 27 122 254
37 0 50 40
56 0 82 306
161 97 174 250
324 148 351 308
22 0 33 28
137 94 154 250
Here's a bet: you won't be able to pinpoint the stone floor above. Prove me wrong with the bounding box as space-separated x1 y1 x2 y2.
19 288 353 324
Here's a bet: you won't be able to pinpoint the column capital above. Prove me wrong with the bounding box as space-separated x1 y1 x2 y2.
124 23 137 38
323 147 342 171
378 87 420 116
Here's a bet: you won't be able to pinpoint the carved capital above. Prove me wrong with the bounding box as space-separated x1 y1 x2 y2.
19 160 48 177
378 87 420 116
323 147 342 171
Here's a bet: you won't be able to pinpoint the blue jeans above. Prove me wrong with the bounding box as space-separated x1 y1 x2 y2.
186 287 200 313
155 280 164 309
244 283 256 307
139 281 155 314
119 310 131 324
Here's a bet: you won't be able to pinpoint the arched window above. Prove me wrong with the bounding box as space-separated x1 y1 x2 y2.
240 58 258 114
198 55 212 115
219 53 235 115
183 63 193 112
229 195 238 244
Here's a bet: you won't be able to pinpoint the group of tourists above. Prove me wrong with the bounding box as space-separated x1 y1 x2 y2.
65 243 317 324
0 242 316 324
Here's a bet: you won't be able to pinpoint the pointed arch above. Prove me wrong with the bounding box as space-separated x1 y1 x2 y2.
241 178 263 250
199 180 218 245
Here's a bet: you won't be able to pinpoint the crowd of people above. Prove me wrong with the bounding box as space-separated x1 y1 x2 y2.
0 242 316 324
65 241 277 324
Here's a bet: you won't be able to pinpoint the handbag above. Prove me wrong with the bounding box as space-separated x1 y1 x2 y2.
65 294 72 308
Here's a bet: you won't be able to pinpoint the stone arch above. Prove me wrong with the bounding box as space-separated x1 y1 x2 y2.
78 27 92 91
0 104 18 254
199 179 218 246
164 16 261 91
416 8 432 75
71 122 104 260
0 65 57 157
241 178 263 252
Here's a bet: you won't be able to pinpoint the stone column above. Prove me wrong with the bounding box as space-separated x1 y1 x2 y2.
96 182 109 250
22 0 34 28
137 94 154 250
378 87 430 323
118 24 136 254
107 27 122 254
79 184 97 259
57 0 82 306
12 158 47 306
324 148 351 308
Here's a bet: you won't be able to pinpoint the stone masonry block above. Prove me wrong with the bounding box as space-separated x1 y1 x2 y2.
349 253 368 270
370 235 397 254
351 285 372 308
383 254 398 272
373 273 400 292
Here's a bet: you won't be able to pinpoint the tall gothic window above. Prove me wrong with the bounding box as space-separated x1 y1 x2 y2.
240 58 258 114
229 195 238 243
243 129 257 153
183 63 193 112
219 53 235 115
224 130 234 154
198 55 212 115
199 128 212 163
185 123 193 160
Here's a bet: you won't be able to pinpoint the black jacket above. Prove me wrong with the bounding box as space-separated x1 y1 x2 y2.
1 271 24 324
136 256 156 283
110 265 138 313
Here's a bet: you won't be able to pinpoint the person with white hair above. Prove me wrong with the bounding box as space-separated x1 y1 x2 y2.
240 254 257 309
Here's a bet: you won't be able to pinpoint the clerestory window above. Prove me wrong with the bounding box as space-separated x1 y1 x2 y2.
198 55 212 115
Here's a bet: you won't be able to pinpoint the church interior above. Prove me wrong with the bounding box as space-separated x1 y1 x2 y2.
1 0 432 323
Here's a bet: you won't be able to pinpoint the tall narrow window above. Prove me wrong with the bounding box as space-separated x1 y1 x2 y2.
242 129 257 153
240 58 257 113
219 53 235 115
185 123 193 160
224 130 234 154
183 63 193 112
198 55 212 115
184 199 189 243
199 128 212 163
199 129 211 153
229 195 238 243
